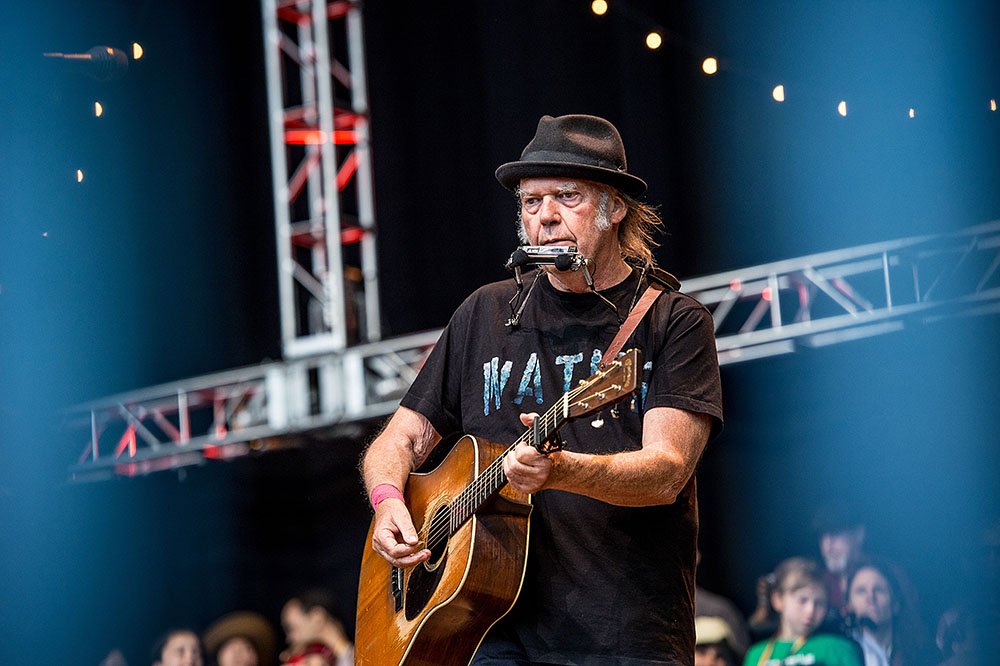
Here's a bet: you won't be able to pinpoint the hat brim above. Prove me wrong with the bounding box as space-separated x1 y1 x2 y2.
203 612 277 666
495 160 647 198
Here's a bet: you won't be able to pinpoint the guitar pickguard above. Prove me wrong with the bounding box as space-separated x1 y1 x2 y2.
404 503 451 621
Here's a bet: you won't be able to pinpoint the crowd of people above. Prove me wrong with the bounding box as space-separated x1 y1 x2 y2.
107 589 356 666
114 507 996 666
695 509 999 666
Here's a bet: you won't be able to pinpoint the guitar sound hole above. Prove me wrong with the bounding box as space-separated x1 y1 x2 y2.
404 504 450 621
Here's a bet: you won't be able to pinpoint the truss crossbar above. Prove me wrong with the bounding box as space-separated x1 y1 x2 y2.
682 220 1000 363
65 222 1000 480
67 331 439 482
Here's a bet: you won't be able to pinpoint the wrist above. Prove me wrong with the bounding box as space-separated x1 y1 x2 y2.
370 483 404 510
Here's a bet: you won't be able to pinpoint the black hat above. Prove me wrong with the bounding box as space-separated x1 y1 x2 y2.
495 114 647 197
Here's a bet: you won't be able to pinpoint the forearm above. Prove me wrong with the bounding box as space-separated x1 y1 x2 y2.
546 407 711 506
362 437 415 497
547 446 694 506
362 406 441 496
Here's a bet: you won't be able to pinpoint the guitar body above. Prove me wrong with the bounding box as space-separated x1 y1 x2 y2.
356 435 532 666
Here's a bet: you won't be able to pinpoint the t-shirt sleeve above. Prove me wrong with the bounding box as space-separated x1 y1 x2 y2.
645 300 724 437
398 297 474 437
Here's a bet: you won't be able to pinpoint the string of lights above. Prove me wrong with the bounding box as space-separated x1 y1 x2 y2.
588 1 998 119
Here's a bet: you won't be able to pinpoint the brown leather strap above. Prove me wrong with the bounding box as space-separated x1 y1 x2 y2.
599 282 664 368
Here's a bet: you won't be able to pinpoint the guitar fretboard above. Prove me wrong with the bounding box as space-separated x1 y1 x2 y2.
419 353 634 553
419 393 569 552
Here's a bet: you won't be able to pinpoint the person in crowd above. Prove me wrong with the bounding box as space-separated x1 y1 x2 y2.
934 606 994 666
697 552 751 657
812 502 868 616
203 611 277 666
280 589 354 666
362 113 723 666
152 628 204 666
845 561 929 666
935 518 1000 666
696 616 741 666
744 557 862 666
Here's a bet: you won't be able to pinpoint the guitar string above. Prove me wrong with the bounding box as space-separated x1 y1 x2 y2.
420 381 576 549
418 360 628 549
420 359 628 548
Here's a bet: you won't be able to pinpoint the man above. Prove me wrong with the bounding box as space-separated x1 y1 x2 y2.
362 114 723 665
813 503 868 615
280 589 355 666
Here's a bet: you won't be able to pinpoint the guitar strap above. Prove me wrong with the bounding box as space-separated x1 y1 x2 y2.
599 279 666 370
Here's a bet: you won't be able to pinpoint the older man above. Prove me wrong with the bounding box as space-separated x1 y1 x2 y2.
362 114 723 665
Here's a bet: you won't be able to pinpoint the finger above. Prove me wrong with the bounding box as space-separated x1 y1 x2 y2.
395 513 421 546
381 500 421 545
519 412 539 427
514 441 546 465
392 548 432 568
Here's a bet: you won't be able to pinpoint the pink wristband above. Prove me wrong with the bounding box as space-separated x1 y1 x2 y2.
371 483 404 510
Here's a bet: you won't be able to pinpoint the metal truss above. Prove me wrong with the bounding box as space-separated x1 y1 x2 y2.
262 0 380 358
65 220 1000 480
682 220 1000 365
67 330 440 482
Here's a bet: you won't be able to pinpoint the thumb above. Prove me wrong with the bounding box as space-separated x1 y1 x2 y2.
519 412 539 427
392 504 421 545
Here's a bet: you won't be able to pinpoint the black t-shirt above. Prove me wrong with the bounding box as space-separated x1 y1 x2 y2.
401 268 723 666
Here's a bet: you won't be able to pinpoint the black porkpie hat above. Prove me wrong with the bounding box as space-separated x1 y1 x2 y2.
495 114 647 197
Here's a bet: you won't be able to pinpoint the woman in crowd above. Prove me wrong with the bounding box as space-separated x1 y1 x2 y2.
152 629 204 666
846 561 929 666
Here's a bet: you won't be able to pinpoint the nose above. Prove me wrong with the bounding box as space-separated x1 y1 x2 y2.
539 195 561 225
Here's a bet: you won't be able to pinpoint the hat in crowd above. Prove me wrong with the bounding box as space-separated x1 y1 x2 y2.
811 500 865 536
203 611 277 666
695 615 738 651
495 114 647 197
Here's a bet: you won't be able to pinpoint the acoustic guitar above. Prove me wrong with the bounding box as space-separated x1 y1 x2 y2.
355 349 641 666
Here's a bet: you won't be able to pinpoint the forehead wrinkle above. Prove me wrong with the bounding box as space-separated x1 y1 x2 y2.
518 180 593 200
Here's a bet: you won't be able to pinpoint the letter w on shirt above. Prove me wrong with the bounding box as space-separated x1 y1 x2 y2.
483 357 513 415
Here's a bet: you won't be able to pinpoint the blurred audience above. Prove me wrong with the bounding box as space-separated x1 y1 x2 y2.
696 551 751 657
695 616 741 666
203 611 277 666
934 519 1000 666
813 502 869 616
152 629 204 666
697 586 752 658
99 648 129 666
845 561 929 666
280 589 354 666
744 557 862 666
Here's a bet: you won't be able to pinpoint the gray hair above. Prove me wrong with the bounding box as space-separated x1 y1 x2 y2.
512 184 662 266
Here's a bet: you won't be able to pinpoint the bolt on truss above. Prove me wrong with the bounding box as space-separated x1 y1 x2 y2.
682 220 1000 364
65 220 1000 481
262 0 380 358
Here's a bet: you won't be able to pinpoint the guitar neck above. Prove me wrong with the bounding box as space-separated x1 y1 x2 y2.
427 350 639 547
446 394 568 533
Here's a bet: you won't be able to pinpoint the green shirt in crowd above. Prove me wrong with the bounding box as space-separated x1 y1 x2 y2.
743 634 864 666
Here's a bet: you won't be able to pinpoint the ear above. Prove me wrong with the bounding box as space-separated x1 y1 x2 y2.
610 193 627 225
770 589 785 613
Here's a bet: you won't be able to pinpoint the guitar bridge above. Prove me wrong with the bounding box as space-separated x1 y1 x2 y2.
391 565 404 612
